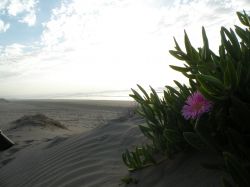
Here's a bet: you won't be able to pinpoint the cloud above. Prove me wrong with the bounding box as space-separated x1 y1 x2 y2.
7 0 37 16
0 0 8 11
19 10 36 26
7 0 26 16
153 0 250 51
0 71 19 79
1 0 250 98
0 43 26 56
38 0 249 88
41 0 250 54
0 19 10 32
0 0 38 26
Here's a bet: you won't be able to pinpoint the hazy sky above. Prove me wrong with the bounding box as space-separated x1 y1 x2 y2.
0 0 249 99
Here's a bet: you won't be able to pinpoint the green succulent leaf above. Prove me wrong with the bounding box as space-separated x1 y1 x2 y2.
169 50 187 61
194 117 220 153
169 65 192 73
198 85 227 101
196 74 226 98
184 30 199 62
221 27 241 60
183 132 207 151
201 26 211 61
237 11 250 27
196 74 225 90
223 59 238 91
235 25 250 47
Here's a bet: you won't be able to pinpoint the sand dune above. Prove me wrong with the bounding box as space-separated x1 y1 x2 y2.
0 116 223 187
0 100 223 187
0 98 9 103
11 114 68 130
0 116 144 187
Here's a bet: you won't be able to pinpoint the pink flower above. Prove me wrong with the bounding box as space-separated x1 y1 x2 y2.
182 91 213 120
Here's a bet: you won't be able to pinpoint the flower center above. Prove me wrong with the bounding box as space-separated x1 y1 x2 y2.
193 102 203 111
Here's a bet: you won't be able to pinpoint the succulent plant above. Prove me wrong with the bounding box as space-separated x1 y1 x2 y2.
122 11 250 187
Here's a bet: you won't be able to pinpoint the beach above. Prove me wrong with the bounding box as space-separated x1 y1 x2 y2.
0 99 223 187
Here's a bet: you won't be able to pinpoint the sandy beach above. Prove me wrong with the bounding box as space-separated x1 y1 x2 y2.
0 99 223 187
1 0 248 186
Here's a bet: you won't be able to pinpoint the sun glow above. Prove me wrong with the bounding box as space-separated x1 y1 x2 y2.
0 0 249 98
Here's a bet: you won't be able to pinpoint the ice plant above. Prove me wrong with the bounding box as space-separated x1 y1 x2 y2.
182 91 213 120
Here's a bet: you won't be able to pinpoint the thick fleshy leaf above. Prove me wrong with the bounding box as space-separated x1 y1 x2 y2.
196 74 225 92
201 26 211 61
237 11 250 27
169 65 192 73
183 132 207 151
137 84 150 100
195 117 220 153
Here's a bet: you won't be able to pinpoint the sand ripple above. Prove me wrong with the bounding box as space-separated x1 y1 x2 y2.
0 117 143 187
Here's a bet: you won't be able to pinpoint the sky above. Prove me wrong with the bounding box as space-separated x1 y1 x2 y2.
0 0 249 99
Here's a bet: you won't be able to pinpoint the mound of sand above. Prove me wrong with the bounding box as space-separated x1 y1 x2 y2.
0 116 143 187
0 98 9 103
11 114 67 130
0 115 223 187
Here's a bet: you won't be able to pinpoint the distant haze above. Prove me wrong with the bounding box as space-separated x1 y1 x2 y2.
0 0 249 99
